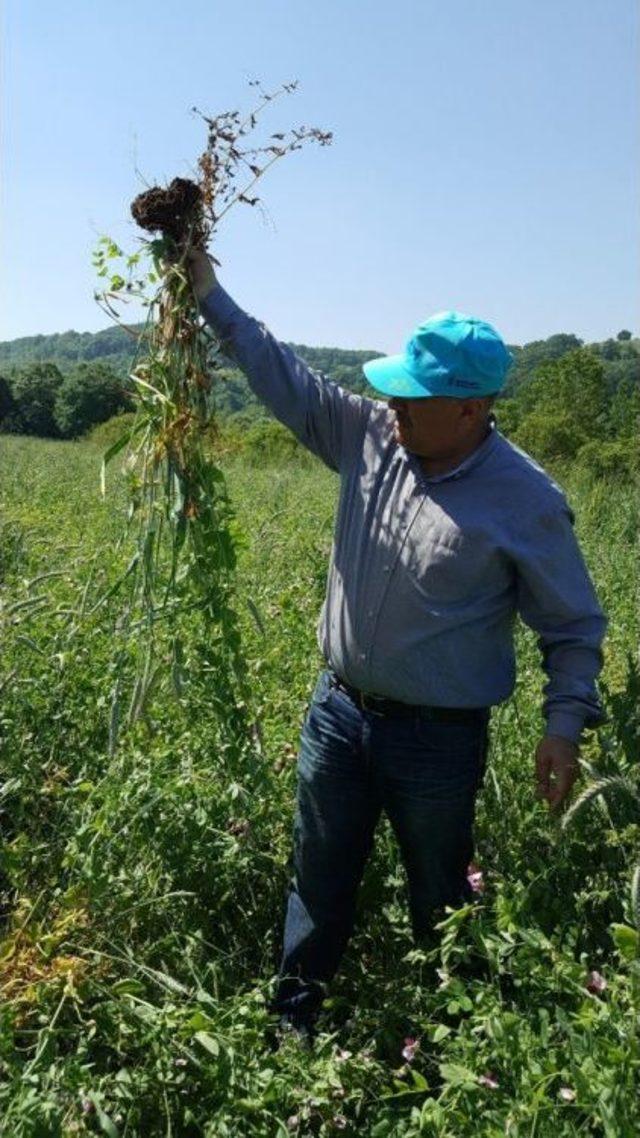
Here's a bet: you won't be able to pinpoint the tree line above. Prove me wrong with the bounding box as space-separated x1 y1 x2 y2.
0 325 637 476
0 362 133 439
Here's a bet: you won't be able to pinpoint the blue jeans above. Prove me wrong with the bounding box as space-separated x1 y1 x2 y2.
272 668 490 1026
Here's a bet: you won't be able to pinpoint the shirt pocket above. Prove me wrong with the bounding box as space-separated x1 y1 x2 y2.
402 516 509 608
403 530 475 605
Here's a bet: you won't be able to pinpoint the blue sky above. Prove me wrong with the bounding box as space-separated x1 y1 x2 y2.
2 0 637 351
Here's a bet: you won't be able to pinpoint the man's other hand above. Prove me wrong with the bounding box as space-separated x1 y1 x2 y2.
535 735 580 811
187 249 217 302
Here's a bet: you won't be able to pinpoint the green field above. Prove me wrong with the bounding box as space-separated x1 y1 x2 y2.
1 433 638 1137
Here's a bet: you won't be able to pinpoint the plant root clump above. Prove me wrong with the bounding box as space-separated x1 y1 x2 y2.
130 177 206 245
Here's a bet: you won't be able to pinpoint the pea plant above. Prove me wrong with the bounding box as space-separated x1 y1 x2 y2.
92 81 331 754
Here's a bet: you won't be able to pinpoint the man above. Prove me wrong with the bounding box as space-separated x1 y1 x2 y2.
187 250 606 1041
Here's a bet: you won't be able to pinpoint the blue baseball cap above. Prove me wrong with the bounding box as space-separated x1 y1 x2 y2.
363 310 513 399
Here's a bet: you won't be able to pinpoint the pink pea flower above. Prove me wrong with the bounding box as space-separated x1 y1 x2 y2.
478 1072 499 1089
466 862 485 894
585 970 607 994
559 1087 576 1102
402 1036 419 1062
336 1048 352 1062
333 1117 348 1130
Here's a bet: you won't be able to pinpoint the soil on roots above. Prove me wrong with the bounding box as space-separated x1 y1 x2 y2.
130 178 206 245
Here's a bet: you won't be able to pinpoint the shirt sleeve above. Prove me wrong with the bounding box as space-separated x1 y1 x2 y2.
198 283 375 474
511 496 608 745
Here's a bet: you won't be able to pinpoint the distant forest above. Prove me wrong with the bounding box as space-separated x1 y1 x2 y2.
0 320 637 477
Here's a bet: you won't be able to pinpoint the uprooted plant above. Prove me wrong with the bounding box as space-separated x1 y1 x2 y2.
92 80 332 755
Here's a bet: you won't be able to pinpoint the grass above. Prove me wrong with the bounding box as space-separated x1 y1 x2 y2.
0 432 638 1137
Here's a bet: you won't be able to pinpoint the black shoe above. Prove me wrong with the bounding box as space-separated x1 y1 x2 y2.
267 1013 317 1052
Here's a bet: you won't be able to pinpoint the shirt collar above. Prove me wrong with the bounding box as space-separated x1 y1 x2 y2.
406 416 499 486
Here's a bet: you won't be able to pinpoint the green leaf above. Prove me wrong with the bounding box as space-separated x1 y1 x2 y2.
98 1116 119 1138
438 1062 478 1088
611 923 639 961
194 1030 220 1057
187 1010 213 1032
432 1024 451 1043
372 1123 394 1138
101 429 133 496
111 979 146 996
93 1106 119 1138
246 597 266 637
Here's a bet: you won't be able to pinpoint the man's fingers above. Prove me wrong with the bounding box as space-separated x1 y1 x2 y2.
535 751 552 798
535 736 580 811
534 778 548 800
546 759 579 810
184 249 217 301
555 761 579 806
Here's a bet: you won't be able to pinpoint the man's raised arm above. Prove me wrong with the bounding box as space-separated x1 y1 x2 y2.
188 250 374 474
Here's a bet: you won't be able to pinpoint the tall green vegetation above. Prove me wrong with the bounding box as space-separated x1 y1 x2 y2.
0 434 638 1135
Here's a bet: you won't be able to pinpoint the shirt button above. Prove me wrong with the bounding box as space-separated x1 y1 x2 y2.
383 565 390 573
367 609 374 617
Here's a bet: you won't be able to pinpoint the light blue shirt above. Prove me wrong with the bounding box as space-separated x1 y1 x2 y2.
201 284 607 744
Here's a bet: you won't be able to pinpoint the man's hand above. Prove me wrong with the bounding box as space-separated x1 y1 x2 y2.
535 735 580 811
186 248 217 302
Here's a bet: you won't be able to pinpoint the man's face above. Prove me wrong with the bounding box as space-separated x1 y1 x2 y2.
387 395 488 460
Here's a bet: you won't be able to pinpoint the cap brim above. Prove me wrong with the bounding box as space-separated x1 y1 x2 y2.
362 354 436 398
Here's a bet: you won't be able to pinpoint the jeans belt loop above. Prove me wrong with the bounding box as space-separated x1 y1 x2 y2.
356 688 369 712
